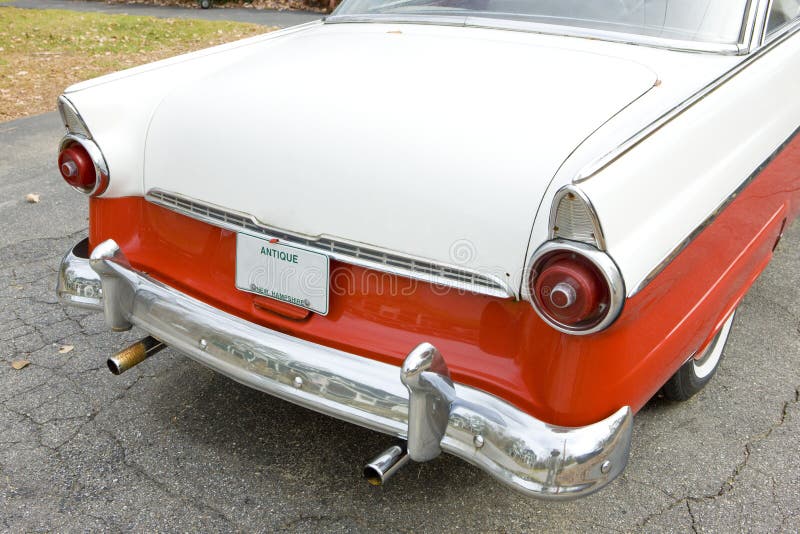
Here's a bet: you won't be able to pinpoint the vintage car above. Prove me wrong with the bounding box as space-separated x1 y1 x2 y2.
55 0 800 498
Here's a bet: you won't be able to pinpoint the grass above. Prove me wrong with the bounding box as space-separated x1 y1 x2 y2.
0 7 270 121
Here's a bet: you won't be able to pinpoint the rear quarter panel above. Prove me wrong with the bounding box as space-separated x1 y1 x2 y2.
581 30 800 295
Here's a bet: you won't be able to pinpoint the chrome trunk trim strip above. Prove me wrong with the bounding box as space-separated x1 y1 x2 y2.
59 238 634 499
145 189 515 299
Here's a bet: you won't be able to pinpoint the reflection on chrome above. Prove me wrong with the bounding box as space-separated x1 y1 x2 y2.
56 238 103 310
363 444 411 486
57 237 633 499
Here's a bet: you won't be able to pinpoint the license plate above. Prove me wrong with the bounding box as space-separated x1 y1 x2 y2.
235 233 330 315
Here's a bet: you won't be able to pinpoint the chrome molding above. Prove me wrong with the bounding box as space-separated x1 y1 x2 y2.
56 238 104 310
573 9 800 185
522 239 625 336
740 0 767 51
57 95 92 139
751 0 772 48
548 185 607 250
572 7 800 184
146 189 515 299
400 343 454 462
629 125 800 296
58 95 109 197
324 14 745 54
59 237 634 498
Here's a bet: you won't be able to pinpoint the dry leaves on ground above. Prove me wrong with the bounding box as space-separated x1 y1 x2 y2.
11 359 31 370
106 0 328 13
0 8 269 121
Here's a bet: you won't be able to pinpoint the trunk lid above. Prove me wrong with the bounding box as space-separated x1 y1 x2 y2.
144 23 657 294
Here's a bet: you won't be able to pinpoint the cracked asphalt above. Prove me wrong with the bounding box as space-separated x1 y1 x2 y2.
1 111 799 532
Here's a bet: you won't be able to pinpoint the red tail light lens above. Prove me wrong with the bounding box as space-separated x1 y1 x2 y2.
526 241 624 335
57 137 108 196
533 253 608 325
59 143 96 192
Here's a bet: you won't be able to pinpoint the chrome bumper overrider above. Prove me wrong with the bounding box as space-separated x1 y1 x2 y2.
57 238 633 499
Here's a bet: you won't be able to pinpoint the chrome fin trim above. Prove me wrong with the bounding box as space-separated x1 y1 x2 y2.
57 95 111 197
573 14 800 185
59 237 633 499
145 189 515 299
57 95 92 139
549 185 607 250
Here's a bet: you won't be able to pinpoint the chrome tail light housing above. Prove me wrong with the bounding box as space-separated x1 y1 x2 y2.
524 240 625 335
57 96 109 196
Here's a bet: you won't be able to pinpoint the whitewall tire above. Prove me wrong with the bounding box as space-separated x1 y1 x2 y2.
662 310 736 401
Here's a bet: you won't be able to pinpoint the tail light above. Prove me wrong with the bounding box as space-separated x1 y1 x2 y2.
59 143 95 191
57 138 109 196
525 240 624 335
57 95 109 196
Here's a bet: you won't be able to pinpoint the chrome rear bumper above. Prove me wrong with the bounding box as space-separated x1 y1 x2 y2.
57 238 633 499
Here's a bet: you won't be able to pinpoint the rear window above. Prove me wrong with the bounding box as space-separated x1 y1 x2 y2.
335 0 751 44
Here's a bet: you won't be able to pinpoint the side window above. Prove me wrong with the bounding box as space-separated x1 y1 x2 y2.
766 0 800 35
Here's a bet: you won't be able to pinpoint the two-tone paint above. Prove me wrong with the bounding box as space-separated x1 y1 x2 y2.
54 0 800 494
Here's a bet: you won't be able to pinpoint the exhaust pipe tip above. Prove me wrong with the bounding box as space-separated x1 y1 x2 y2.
363 464 387 487
107 357 123 375
107 336 165 375
363 444 410 487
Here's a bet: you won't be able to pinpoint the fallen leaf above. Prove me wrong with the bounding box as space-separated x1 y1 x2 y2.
58 345 74 354
25 193 40 203
11 360 30 370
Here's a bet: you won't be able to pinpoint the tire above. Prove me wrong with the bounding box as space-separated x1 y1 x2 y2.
199 0 212 8
661 310 736 401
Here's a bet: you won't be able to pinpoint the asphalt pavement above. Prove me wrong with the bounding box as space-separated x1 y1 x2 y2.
5 0 322 27
1 112 799 532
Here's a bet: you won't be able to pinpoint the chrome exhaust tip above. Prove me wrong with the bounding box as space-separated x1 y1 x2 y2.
363 444 410 486
107 336 165 375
